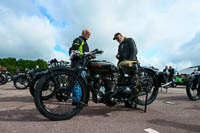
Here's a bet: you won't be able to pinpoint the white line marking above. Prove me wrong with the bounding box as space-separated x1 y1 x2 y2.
144 128 160 133
165 101 176 105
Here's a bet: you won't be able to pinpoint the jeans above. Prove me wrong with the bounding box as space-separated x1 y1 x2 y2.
72 71 86 103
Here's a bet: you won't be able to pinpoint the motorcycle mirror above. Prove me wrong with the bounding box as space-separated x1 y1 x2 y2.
91 49 98 52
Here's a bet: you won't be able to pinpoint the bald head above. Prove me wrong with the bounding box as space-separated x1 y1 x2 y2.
81 29 91 40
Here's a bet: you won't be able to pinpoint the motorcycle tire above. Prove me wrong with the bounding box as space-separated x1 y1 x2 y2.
186 79 200 101
34 69 89 121
0 74 7 85
135 68 159 106
29 77 41 97
13 75 30 90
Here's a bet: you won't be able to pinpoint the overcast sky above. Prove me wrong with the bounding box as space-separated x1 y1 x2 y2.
0 0 200 71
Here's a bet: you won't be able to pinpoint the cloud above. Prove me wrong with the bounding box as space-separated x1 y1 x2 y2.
1 0 200 71
36 0 200 68
171 32 200 67
0 13 56 60
0 3 69 62
51 51 68 61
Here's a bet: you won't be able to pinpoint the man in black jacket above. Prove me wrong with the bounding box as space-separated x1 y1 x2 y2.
69 29 91 105
113 33 138 108
113 33 138 64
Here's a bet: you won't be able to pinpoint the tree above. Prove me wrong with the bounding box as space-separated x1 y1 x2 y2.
0 57 47 74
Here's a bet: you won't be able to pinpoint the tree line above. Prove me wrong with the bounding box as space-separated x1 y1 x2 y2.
0 57 47 74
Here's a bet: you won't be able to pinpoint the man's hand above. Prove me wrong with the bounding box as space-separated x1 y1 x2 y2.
116 54 120 59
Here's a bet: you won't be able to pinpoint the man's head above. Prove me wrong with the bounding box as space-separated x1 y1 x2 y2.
113 32 125 43
81 29 91 40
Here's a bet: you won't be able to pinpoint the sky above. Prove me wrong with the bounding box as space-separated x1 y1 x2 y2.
0 0 200 71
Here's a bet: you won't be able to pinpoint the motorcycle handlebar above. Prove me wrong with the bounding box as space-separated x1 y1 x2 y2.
86 49 104 56
94 50 104 54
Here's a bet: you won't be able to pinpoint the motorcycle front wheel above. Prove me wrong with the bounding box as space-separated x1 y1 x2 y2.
186 78 200 101
34 69 89 121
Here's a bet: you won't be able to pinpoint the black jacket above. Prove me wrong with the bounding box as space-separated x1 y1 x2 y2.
117 38 138 63
69 36 89 67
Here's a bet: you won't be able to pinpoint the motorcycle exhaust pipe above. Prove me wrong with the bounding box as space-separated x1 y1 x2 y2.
162 81 172 87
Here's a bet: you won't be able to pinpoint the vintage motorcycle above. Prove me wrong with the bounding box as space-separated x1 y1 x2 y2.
0 72 13 85
13 68 41 90
186 67 200 101
34 49 160 120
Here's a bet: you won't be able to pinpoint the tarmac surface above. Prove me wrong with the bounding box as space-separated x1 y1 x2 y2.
0 82 199 133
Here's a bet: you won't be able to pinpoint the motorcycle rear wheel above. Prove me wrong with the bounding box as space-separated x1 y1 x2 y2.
0 74 7 85
135 68 159 105
13 75 29 90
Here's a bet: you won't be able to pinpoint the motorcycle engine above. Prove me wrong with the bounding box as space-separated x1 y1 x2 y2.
119 86 132 98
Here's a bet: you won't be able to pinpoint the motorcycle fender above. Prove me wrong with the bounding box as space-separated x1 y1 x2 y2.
44 66 90 88
143 67 161 87
51 67 89 87
13 74 26 81
33 70 49 79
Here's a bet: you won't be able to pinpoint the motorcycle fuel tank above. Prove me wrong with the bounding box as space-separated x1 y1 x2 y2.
87 60 118 73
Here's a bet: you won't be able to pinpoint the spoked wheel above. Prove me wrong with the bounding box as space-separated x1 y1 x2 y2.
0 74 7 85
186 78 200 101
29 76 53 99
135 68 159 106
13 75 29 90
34 69 89 121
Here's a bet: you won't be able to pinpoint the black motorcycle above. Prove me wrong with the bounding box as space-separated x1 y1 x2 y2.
34 49 160 120
186 68 200 101
13 69 41 90
0 72 13 85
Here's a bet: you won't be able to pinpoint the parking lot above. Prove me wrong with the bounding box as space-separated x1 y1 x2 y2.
0 83 199 133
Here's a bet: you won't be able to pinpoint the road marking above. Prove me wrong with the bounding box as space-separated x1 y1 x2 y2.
165 101 176 105
144 128 160 133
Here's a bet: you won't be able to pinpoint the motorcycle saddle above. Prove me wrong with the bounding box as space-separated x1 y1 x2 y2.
118 60 138 67
118 60 139 74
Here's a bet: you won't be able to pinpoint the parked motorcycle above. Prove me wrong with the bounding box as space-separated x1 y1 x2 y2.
34 49 160 120
186 67 200 101
0 72 13 85
13 68 41 90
